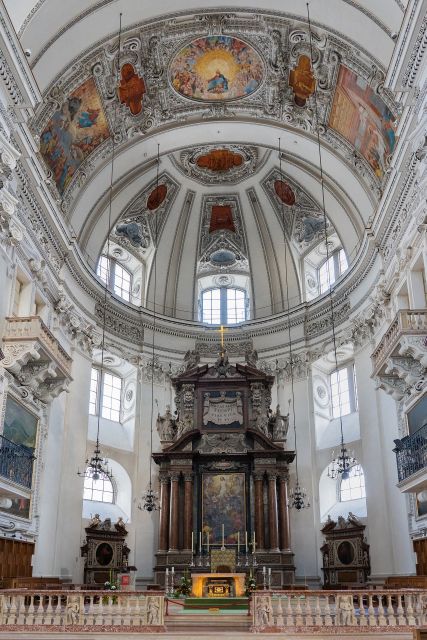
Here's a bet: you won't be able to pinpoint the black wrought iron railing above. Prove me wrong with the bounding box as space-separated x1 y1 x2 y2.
394 423 427 483
0 435 34 489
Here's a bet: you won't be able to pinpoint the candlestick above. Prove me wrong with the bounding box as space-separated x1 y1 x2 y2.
207 531 209 553
237 531 240 555
171 566 175 574
268 568 271 576
191 531 194 554
245 530 248 553
221 524 225 549
262 565 266 574
199 531 202 554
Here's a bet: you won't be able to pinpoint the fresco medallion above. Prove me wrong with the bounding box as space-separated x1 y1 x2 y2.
170 36 264 101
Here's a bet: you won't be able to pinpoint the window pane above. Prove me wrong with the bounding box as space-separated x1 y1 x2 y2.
340 465 366 502
89 368 99 415
331 367 351 418
202 289 221 324
97 256 110 285
339 249 348 275
83 468 114 503
113 263 131 302
101 372 122 421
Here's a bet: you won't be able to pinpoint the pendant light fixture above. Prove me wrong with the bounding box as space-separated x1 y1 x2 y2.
306 3 358 482
78 14 124 483
278 140 310 511
138 144 161 512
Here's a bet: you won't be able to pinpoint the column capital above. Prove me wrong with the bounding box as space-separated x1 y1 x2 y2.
278 471 289 483
183 472 194 482
267 471 279 481
253 471 265 482
159 474 171 485
169 471 181 482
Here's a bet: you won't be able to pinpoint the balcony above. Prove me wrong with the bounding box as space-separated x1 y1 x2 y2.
371 309 427 400
2 316 72 402
394 424 427 493
0 434 34 490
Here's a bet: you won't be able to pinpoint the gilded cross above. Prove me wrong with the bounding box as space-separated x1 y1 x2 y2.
218 325 228 351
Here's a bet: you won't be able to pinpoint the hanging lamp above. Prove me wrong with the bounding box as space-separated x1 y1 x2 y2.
138 144 161 512
278 140 310 511
306 3 359 482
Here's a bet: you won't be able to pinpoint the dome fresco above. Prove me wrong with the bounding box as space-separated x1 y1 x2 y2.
170 36 264 101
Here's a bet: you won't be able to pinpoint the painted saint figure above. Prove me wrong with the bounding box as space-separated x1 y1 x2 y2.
118 63 146 115
207 70 229 93
289 55 316 107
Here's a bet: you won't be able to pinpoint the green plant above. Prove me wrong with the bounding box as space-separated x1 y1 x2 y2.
245 575 256 597
177 570 192 597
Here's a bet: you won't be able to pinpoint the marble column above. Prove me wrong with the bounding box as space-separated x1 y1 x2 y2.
183 472 193 551
169 472 180 551
278 473 291 551
267 472 279 551
159 475 170 551
254 472 265 550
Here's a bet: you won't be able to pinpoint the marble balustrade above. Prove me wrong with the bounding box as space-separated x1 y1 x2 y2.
252 590 427 631
0 591 165 629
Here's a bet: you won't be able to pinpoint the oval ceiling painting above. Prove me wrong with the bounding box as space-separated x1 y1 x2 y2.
170 36 264 102
274 180 296 206
147 184 167 210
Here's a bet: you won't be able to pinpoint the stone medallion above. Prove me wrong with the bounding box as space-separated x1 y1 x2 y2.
170 36 264 102
172 144 262 185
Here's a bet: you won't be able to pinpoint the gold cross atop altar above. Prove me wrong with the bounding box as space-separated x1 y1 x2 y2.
218 325 228 351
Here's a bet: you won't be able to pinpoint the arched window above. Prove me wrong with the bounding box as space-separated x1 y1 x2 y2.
319 249 348 294
200 287 248 325
89 368 122 422
97 255 132 302
340 464 366 502
83 468 114 503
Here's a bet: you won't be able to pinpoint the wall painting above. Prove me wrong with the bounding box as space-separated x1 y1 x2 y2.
118 63 146 115
196 149 244 172
170 36 263 101
209 205 235 234
329 66 396 178
202 472 246 543
40 77 110 194
0 495 31 520
3 396 38 450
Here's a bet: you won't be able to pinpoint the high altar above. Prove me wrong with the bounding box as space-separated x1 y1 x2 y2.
153 351 296 589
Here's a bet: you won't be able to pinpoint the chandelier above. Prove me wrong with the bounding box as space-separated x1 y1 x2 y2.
81 442 112 482
306 4 359 482
278 140 310 511
138 144 162 513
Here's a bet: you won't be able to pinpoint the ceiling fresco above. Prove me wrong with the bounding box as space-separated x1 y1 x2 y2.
169 36 264 102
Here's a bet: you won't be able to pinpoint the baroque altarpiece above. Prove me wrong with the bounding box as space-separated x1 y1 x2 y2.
154 353 295 587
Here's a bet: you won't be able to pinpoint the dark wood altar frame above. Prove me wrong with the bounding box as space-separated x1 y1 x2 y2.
152 359 296 588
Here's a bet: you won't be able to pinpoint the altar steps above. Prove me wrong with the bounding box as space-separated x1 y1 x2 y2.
165 612 251 633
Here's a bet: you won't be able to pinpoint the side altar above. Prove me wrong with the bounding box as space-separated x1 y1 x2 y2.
153 351 296 588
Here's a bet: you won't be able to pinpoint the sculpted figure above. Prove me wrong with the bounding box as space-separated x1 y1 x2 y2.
256 596 272 627
147 597 160 625
88 513 101 528
336 595 356 625
156 405 176 441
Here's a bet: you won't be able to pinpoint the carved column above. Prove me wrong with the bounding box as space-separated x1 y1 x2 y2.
254 472 265 550
278 473 291 550
169 472 180 551
183 472 194 551
267 472 279 551
158 475 170 551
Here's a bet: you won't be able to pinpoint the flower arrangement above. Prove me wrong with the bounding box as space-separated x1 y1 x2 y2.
103 570 118 603
177 569 192 597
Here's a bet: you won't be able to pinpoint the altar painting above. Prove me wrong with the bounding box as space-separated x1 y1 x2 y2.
329 66 396 178
40 77 110 194
170 36 263 101
202 473 245 543
3 396 38 450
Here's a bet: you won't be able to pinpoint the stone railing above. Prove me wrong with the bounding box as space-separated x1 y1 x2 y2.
0 590 165 630
371 309 427 376
252 590 427 632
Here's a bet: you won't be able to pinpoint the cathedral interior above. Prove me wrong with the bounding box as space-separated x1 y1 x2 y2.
0 0 427 637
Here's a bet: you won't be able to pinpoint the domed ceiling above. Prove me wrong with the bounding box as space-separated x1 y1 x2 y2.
9 0 404 322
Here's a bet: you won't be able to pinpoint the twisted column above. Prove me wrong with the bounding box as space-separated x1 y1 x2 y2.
267 472 279 551
169 472 180 551
254 472 265 550
183 472 194 551
158 475 170 551
278 472 291 551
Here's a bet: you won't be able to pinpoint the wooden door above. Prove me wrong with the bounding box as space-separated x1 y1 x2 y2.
413 539 427 575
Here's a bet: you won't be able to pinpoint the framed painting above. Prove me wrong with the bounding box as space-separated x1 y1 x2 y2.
202 472 246 543
2 396 38 450
406 395 427 435
416 491 427 518
329 65 396 179
0 495 31 520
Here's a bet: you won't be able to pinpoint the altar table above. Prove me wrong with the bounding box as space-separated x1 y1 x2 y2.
191 573 246 597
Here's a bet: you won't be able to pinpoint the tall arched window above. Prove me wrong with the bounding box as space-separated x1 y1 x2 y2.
340 464 366 502
83 468 114 503
97 255 132 302
319 249 348 294
200 287 248 325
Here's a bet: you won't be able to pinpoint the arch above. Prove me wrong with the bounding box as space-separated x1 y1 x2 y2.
82 458 132 522
319 463 367 522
